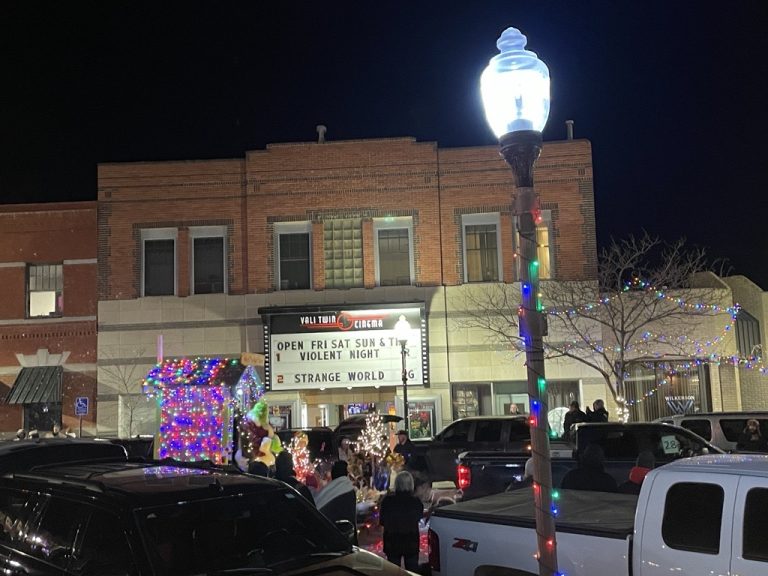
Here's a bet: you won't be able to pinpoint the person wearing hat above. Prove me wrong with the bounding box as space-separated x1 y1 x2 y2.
737 419 768 452
393 429 415 464
618 451 655 495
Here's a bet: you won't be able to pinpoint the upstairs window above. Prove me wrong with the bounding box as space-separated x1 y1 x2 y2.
275 222 312 290
515 209 554 279
191 226 226 295
27 264 63 317
735 309 761 357
142 229 176 296
463 213 501 283
374 217 413 286
324 218 363 289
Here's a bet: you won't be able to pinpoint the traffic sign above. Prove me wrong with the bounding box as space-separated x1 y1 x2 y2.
75 396 89 417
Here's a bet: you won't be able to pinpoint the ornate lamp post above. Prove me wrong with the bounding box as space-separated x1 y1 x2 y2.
393 314 411 433
481 27 558 576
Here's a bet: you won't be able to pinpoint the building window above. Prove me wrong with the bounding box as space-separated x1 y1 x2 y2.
515 209 554 279
141 229 176 297
190 226 226 295
374 217 413 286
27 264 63 317
735 309 761 358
275 222 311 290
463 213 501 283
324 218 363 289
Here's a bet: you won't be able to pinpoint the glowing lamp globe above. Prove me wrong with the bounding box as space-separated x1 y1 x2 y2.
394 314 411 346
480 27 551 137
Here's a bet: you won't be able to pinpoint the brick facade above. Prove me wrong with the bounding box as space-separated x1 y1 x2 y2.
0 203 97 437
98 137 596 298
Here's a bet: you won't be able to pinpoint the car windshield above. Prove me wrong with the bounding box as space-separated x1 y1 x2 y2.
136 487 350 575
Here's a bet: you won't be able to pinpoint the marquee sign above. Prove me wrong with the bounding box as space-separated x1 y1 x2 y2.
259 304 429 391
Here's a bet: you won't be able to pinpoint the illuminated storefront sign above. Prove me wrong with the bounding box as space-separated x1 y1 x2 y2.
259 304 429 391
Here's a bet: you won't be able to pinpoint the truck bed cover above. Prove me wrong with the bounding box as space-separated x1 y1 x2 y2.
434 489 637 539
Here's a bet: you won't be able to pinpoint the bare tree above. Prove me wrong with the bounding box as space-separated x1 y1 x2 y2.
459 234 733 419
99 347 149 437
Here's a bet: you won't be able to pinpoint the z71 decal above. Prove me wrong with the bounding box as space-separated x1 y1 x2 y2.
452 538 479 552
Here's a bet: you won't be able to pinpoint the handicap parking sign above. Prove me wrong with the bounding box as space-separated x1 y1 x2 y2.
75 396 89 417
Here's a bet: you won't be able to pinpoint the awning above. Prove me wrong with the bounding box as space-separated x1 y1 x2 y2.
5 366 63 404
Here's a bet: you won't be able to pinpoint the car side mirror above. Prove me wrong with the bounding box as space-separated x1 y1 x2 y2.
335 519 356 544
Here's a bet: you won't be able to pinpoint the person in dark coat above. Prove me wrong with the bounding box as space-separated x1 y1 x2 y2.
737 419 768 452
316 461 357 541
561 401 587 441
585 399 609 423
618 451 655 495
393 429 415 464
274 451 315 505
560 443 618 493
379 470 423 571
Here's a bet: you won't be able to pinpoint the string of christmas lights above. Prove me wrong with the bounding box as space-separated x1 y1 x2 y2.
144 356 246 465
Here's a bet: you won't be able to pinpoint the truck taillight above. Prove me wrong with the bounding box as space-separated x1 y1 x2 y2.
428 528 440 572
457 464 471 490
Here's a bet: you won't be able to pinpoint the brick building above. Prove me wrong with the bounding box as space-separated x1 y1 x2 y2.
95 135 753 437
0 202 97 437
95 136 604 436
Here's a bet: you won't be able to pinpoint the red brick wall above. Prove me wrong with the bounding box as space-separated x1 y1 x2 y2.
0 268 25 320
97 137 596 299
0 202 98 434
97 159 246 299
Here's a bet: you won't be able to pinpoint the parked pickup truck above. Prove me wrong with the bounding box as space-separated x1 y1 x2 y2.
429 453 768 576
409 415 564 483
457 422 722 501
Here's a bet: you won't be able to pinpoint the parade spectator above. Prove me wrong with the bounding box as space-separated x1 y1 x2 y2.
337 437 353 462
379 471 423 572
274 451 315 505
618 451 655 495
561 444 618 493
247 461 270 477
737 419 768 452
561 401 587 441
585 399 609 423
393 430 415 464
316 461 357 542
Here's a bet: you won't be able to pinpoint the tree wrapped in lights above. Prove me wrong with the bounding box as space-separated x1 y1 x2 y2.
460 234 735 421
287 432 315 483
355 412 389 487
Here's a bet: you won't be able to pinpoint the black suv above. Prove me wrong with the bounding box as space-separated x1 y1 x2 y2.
0 439 406 575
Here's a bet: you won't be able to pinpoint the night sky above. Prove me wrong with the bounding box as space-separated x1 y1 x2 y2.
2 2 767 288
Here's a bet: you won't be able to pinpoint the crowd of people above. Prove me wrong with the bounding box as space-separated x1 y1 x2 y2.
240 428 426 571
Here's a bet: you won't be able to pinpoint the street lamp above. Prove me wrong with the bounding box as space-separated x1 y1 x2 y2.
481 27 558 576
393 314 411 433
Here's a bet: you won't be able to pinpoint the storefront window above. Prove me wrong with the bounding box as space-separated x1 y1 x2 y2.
625 361 710 422
451 383 492 420
407 401 436 439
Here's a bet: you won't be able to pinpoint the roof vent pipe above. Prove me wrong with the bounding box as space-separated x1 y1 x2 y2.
316 125 327 144
565 120 574 140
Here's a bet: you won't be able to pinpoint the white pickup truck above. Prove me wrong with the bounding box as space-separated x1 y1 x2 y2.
428 454 768 576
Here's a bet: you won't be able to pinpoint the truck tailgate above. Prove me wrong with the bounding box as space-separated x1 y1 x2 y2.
432 490 636 576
